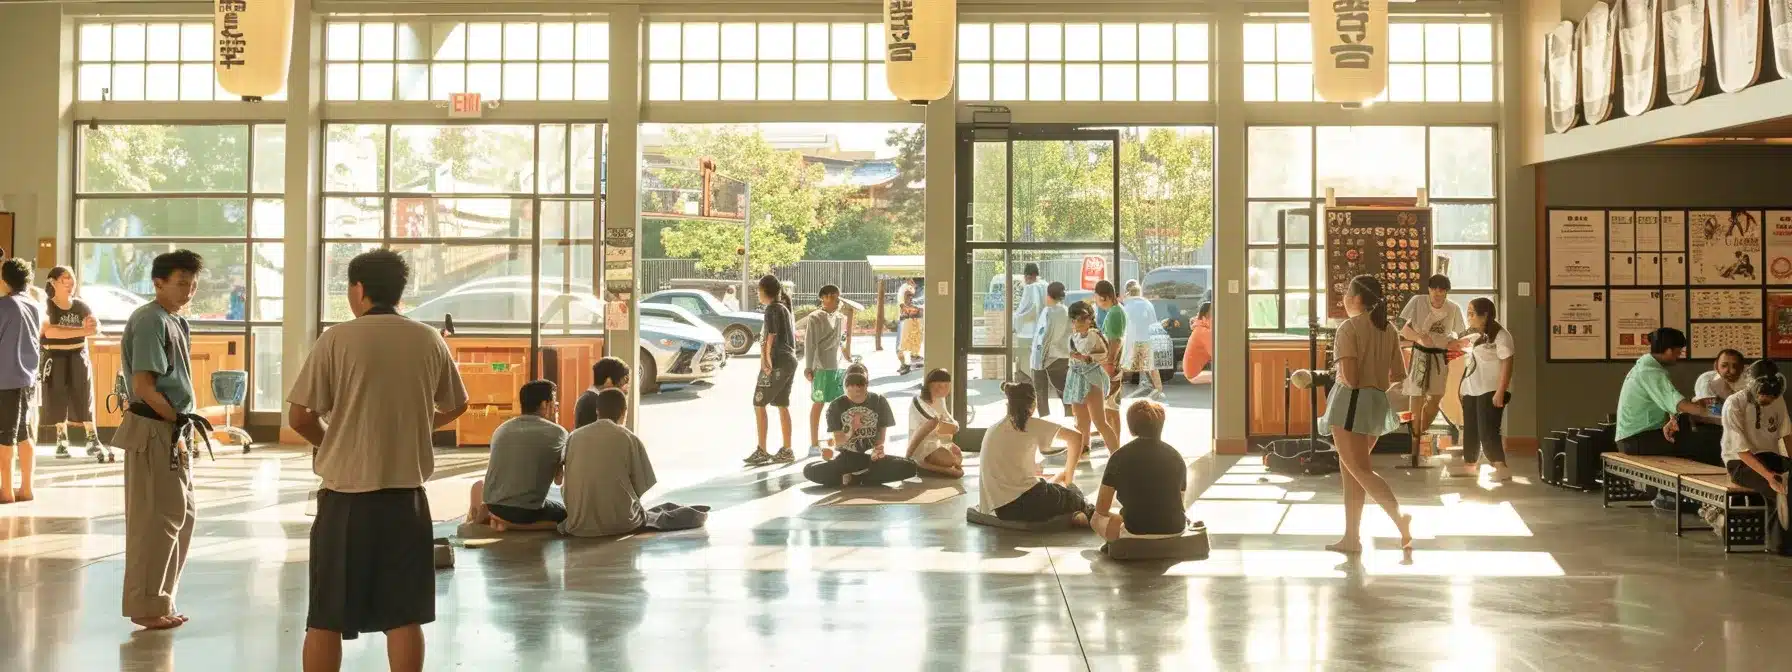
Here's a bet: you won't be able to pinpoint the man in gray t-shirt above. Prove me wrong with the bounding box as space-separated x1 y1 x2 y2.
468 380 568 530
560 389 659 537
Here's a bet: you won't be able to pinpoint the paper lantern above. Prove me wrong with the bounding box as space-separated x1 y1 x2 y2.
213 0 294 99
884 0 956 102
1309 0 1389 103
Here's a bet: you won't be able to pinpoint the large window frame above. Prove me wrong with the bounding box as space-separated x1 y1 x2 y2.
322 19 612 102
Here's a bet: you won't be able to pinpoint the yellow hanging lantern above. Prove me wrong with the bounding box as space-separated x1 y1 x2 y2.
214 0 294 99
1310 0 1390 103
884 0 957 102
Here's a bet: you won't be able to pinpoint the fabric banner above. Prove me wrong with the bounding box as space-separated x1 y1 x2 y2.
1550 289 1608 360
1620 0 1664 115
1688 210 1764 285
1707 0 1765 93
1322 207 1431 320
1548 22 1583 131
1664 0 1712 104
1579 3 1621 123
1549 210 1608 286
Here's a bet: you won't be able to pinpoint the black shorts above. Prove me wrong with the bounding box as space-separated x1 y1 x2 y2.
42 349 94 424
309 488 435 639
0 387 31 444
487 499 567 525
753 361 798 408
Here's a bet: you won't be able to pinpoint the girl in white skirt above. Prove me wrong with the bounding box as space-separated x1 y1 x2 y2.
1323 274 1415 559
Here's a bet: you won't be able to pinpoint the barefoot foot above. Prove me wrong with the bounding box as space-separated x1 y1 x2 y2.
1397 513 1415 550
1324 541 1362 554
14 488 32 502
130 616 184 630
489 518 508 533
170 612 190 623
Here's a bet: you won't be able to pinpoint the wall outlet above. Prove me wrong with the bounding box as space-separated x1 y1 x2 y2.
937 281 948 296
1518 281 1531 297
1228 279 1240 294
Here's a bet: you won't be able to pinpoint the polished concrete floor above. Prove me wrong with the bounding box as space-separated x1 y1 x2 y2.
3 440 1791 671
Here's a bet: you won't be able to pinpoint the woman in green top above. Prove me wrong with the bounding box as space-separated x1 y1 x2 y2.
1093 281 1126 442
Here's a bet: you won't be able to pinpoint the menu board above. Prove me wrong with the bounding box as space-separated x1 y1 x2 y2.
1610 289 1663 359
1322 207 1432 320
1550 289 1608 360
1766 211 1792 284
1549 210 1608 286
1688 209 1763 285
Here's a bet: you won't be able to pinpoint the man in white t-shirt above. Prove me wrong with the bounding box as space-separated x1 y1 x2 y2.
1120 283 1166 401
1012 264 1046 382
1397 274 1467 441
1693 349 1746 409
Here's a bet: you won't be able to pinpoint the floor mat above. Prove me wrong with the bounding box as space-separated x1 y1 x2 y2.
811 481 967 506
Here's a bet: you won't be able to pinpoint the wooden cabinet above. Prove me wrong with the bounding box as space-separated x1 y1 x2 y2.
1248 339 1329 437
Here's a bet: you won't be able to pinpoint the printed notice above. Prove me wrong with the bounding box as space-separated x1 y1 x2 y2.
1549 210 1607 286
1767 211 1792 285
1692 321 1762 359
1549 289 1607 360
1663 252 1688 285
1638 253 1662 285
1610 289 1662 359
1609 211 1636 252
1609 253 1636 286
1661 211 1686 252
1768 292 1792 358
1635 211 1662 251
1690 288 1763 320
1689 210 1763 285
1663 289 1688 333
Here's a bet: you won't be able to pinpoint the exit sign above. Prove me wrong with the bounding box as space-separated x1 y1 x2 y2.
449 92 482 118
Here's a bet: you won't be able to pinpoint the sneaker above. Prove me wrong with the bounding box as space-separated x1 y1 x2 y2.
772 448 796 464
1697 504 1722 526
1150 390 1167 402
1652 493 1680 512
742 449 773 466
86 444 102 459
1711 512 1727 540
54 443 70 459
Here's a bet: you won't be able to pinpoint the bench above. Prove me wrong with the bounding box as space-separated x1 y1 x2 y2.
1601 453 1768 552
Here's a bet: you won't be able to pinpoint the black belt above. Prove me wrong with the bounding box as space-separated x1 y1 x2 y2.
1412 345 1448 391
130 402 217 470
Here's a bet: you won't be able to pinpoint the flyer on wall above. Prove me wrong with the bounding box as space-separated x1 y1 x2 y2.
1770 292 1792 358
1661 211 1686 251
1663 252 1688 285
1548 210 1607 286
1549 289 1607 360
1662 288 1688 333
1638 253 1662 285
1609 211 1636 251
1688 210 1763 285
1690 288 1763 320
1609 253 1637 285
1609 289 1662 359
1635 211 1662 251
1767 211 1792 284
1692 321 1763 359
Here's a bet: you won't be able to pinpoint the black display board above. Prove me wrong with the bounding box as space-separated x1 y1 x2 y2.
1322 206 1433 321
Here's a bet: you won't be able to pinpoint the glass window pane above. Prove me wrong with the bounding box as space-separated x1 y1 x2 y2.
322 197 384 238
1248 250 1280 289
1102 24 1137 60
570 124 599 195
1249 202 1311 245
868 23 884 61
467 63 501 100
683 23 719 61
758 24 793 60
394 244 536 324
1434 249 1495 288
721 23 756 60
1425 64 1461 102
144 64 179 100
325 23 359 60
79 64 111 101
1176 64 1208 101
251 241 284 321
321 242 380 322
80 24 112 61
1243 64 1275 101
110 64 145 100
1287 248 1312 289
252 198 284 237
397 64 431 100
179 63 212 101
1435 203 1497 244
1024 63 1062 101
77 198 247 237
960 24 990 60
576 23 609 60
993 24 1027 61
758 63 794 99
180 23 210 61
1064 64 1099 100
79 242 245 319
325 63 358 100
1389 23 1424 62
1177 24 1208 61
1247 126 1313 198
1140 64 1173 101
1248 294 1281 330
1276 23 1311 62
1139 24 1174 61
391 125 535 193
833 23 866 60
81 125 250 193
391 198 532 238
503 62 538 100
1426 24 1460 61
795 24 829 60
1461 64 1495 102
720 62 757 100
1461 24 1494 62
1276 64 1313 101
831 62 866 100
467 23 502 60
251 325 284 411
1316 126 1425 197
252 125 286 194
868 63 895 99
958 63 991 101
1030 24 1062 60
648 63 680 100
540 23 575 60
1243 24 1275 62
648 24 681 61
397 21 430 60
145 23 180 61
502 22 538 60
795 63 829 100
992 63 1025 100
323 125 386 193
433 22 467 60
1390 64 1425 101
1430 126 1495 198
363 22 396 60
1065 24 1100 61
431 63 466 100
359 63 395 101
574 63 608 100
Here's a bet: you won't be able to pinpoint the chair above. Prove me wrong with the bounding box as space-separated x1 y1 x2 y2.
211 370 253 451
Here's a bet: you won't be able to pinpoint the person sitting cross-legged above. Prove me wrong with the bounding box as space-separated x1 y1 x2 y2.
804 368 918 487
559 389 668 538
574 357 629 429
467 380 568 532
1091 401 1191 542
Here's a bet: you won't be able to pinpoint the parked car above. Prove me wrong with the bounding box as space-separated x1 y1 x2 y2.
81 285 150 323
642 288 768 355
1141 265 1213 373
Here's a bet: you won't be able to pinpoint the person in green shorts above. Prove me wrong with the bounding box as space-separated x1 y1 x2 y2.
1093 280 1127 442
804 284 853 456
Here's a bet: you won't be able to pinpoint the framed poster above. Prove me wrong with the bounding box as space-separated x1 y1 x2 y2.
1638 253 1663 285
1663 288 1689 333
1663 251 1688 285
1690 288 1763 320
1610 289 1663 359
1662 210 1687 252
1609 210 1636 251
1767 211 1792 284
1636 211 1663 251
1691 321 1763 358
1769 292 1792 358
1322 207 1432 320
1549 210 1608 286
1609 253 1637 285
1550 289 1608 360
1688 209 1763 284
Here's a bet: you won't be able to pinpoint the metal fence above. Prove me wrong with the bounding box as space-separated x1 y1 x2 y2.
641 258 885 309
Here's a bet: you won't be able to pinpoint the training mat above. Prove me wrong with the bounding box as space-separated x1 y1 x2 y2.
813 482 967 506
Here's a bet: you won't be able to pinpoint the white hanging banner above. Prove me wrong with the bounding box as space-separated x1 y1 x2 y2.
1309 0 1389 103
884 0 957 102
1579 3 1621 124
1547 22 1583 133
1619 0 1664 115
214 0 295 99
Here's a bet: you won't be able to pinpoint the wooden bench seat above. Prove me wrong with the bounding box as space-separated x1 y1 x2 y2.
1601 453 1768 552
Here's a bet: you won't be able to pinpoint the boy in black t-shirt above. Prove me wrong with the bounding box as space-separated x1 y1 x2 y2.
802 365 916 487
1093 401 1191 541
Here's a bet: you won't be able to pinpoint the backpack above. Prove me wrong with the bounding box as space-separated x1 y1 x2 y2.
1263 439 1342 476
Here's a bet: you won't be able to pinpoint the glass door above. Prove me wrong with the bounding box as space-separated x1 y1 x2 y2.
954 127 1121 426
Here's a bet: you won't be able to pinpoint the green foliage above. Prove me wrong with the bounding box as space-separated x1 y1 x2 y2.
1121 128 1216 272
804 203 895 261
648 126 847 274
881 127 927 254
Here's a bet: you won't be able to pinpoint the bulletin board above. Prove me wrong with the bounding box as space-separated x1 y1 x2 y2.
1546 207 1781 362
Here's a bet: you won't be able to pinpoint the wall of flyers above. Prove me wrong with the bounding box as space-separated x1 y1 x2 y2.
1547 207 1778 361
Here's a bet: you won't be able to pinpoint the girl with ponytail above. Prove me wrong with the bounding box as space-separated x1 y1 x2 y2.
745 274 800 467
39 266 105 461
1319 274 1414 559
1458 297 1516 481
1721 359 1792 550
978 381 1094 526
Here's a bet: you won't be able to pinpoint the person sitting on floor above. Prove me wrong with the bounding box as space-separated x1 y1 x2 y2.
467 380 568 531
908 367 963 478
978 382 1094 526
573 357 630 429
1720 360 1792 553
1694 348 1748 409
559 389 668 537
1091 401 1191 542
804 366 917 487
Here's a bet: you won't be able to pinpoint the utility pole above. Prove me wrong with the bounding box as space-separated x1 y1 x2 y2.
740 182 752 300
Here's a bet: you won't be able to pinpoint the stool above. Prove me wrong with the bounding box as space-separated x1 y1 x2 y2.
211 370 253 451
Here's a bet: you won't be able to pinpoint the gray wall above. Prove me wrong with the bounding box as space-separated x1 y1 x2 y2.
1535 145 1792 433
